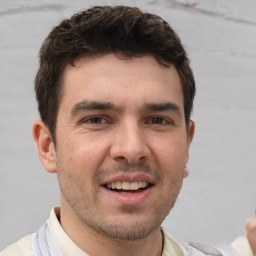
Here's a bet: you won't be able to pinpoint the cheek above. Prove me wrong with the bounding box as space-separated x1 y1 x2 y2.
152 137 188 168
65 136 110 173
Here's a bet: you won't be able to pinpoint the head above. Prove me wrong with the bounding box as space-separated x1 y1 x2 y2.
33 6 195 245
35 5 195 144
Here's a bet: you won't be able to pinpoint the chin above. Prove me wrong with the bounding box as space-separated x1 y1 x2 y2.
98 223 159 242
84 212 164 242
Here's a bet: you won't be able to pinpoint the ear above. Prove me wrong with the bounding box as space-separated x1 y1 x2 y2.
32 120 57 173
184 120 195 178
183 167 189 178
187 120 195 149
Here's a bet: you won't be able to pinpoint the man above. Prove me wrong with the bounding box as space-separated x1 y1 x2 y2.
0 5 254 256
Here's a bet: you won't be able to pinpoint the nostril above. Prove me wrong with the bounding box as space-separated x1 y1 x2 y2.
115 156 127 162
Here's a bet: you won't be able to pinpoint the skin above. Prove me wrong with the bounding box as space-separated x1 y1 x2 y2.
246 218 256 255
33 54 194 256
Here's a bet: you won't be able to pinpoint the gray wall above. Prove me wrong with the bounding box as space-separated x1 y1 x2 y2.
1 0 256 250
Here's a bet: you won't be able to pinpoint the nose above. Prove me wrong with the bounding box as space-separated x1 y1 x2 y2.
110 120 150 165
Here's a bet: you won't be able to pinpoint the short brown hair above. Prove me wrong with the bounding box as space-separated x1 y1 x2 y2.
35 5 195 143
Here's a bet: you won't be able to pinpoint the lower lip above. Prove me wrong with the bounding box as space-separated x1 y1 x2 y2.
102 186 153 205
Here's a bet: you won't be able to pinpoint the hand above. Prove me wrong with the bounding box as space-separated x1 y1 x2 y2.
246 217 256 255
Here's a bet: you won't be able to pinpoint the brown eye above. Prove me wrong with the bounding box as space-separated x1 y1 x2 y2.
84 116 106 124
150 117 166 124
89 117 103 123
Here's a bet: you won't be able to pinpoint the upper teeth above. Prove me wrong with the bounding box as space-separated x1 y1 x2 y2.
107 181 149 190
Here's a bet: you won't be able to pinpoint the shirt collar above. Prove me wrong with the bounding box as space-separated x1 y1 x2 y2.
47 206 187 256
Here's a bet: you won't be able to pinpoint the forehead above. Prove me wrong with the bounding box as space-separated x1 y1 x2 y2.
60 54 184 112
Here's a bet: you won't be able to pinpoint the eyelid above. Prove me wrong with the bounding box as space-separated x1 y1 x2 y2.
145 116 174 125
79 115 110 125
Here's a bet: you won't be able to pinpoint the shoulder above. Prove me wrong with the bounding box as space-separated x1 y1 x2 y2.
188 242 223 256
0 234 34 256
162 228 223 256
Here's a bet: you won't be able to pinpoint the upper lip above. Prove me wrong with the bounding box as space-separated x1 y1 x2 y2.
100 173 156 186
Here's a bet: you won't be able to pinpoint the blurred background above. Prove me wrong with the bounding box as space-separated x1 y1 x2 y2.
1 0 256 250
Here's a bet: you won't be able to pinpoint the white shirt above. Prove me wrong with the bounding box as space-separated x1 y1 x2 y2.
0 207 253 256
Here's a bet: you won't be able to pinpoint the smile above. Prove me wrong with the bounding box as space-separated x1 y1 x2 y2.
101 174 155 204
105 181 150 192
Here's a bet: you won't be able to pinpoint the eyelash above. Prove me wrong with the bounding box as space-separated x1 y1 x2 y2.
80 116 172 126
82 116 108 124
146 117 170 125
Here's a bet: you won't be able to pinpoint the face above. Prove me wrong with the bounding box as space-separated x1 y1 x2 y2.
50 54 194 241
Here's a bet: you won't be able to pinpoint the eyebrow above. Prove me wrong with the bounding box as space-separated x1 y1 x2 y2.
70 100 182 117
70 100 121 117
143 102 181 115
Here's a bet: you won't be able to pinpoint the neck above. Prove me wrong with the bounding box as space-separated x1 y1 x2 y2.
59 204 164 256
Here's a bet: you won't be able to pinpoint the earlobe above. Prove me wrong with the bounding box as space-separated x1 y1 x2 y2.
183 166 189 178
32 120 57 173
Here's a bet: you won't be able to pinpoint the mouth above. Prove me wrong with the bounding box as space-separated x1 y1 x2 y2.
101 174 155 205
103 181 152 194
